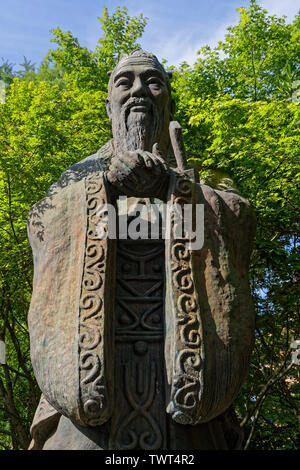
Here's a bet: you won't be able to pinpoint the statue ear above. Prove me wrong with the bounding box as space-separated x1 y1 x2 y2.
106 98 112 122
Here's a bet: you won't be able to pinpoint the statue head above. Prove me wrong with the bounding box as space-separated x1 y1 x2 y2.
106 50 175 156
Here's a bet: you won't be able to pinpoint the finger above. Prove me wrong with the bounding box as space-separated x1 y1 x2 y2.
146 151 167 175
137 151 161 175
140 150 154 169
110 159 135 185
107 169 125 187
148 153 162 174
152 142 162 158
117 158 144 186
121 151 144 169
152 145 168 172
112 153 147 189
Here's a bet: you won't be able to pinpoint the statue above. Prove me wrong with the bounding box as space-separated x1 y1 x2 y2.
27 50 256 450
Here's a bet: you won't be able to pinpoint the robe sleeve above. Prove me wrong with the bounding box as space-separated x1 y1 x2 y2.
165 175 256 424
27 173 115 427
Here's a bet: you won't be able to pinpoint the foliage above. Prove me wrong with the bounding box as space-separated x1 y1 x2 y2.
0 1 299 450
170 1 300 449
183 95 299 449
45 6 147 92
170 0 300 104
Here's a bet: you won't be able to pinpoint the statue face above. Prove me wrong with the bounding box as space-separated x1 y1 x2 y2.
107 59 173 154
108 62 170 120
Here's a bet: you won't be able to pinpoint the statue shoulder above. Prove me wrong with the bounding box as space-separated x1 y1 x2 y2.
194 167 255 221
46 140 113 197
196 181 256 232
194 182 256 269
27 141 113 242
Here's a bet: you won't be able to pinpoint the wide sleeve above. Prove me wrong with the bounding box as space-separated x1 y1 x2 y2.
27 173 116 427
165 174 256 425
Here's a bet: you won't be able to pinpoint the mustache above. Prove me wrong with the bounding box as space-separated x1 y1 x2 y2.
122 98 154 133
123 97 152 113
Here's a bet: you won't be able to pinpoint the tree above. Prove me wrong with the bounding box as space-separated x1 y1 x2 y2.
171 1 299 449
179 95 299 449
171 0 300 103
0 1 299 450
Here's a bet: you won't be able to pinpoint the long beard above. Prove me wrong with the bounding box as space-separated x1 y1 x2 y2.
111 99 160 155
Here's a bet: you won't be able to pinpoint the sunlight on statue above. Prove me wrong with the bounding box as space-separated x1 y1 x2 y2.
27 50 256 450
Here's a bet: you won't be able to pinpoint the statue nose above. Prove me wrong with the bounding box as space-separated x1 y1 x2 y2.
131 78 147 97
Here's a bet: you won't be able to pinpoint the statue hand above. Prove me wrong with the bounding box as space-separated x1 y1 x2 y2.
106 143 169 198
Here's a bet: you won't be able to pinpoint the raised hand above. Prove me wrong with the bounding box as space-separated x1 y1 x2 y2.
106 143 169 198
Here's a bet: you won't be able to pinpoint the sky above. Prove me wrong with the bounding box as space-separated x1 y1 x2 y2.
0 0 299 70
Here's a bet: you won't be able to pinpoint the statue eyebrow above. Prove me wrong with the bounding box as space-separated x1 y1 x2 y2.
113 68 164 84
142 69 164 79
114 70 133 83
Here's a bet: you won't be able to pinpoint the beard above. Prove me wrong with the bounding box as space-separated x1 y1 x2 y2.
111 98 165 155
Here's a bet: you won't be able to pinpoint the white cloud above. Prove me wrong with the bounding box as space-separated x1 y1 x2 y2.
125 0 244 66
260 0 299 21
150 25 225 67
83 0 299 68
149 0 299 67
141 13 239 67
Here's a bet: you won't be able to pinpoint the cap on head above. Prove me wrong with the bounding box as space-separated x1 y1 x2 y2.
107 49 172 97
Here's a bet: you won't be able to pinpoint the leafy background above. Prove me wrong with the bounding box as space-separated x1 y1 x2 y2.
0 0 299 450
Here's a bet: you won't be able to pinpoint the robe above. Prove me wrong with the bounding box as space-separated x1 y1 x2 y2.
27 140 256 449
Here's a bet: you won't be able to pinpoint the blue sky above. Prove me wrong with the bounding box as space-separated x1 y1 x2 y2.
1 0 299 69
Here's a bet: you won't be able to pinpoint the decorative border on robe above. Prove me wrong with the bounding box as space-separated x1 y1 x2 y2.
78 172 115 425
28 167 255 430
165 171 204 424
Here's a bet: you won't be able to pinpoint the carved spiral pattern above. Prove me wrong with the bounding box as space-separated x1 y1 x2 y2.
78 172 109 425
115 362 162 450
79 323 101 350
177 293 197 313
171 241 190 262
86 179 103 194
176 177 193 196
169 173 203 424
174 379 198 409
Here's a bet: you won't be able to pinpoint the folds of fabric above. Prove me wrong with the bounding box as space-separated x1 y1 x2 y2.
28 169 255 432
27 172 115 427
165 171 256 424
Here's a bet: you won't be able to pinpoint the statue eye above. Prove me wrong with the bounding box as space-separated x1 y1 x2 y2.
115 78 131 89
147 77 163 89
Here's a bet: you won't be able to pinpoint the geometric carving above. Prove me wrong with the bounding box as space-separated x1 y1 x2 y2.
110 239 166 449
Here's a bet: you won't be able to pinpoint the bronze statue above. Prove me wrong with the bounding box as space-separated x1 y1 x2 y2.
27 50 256 450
